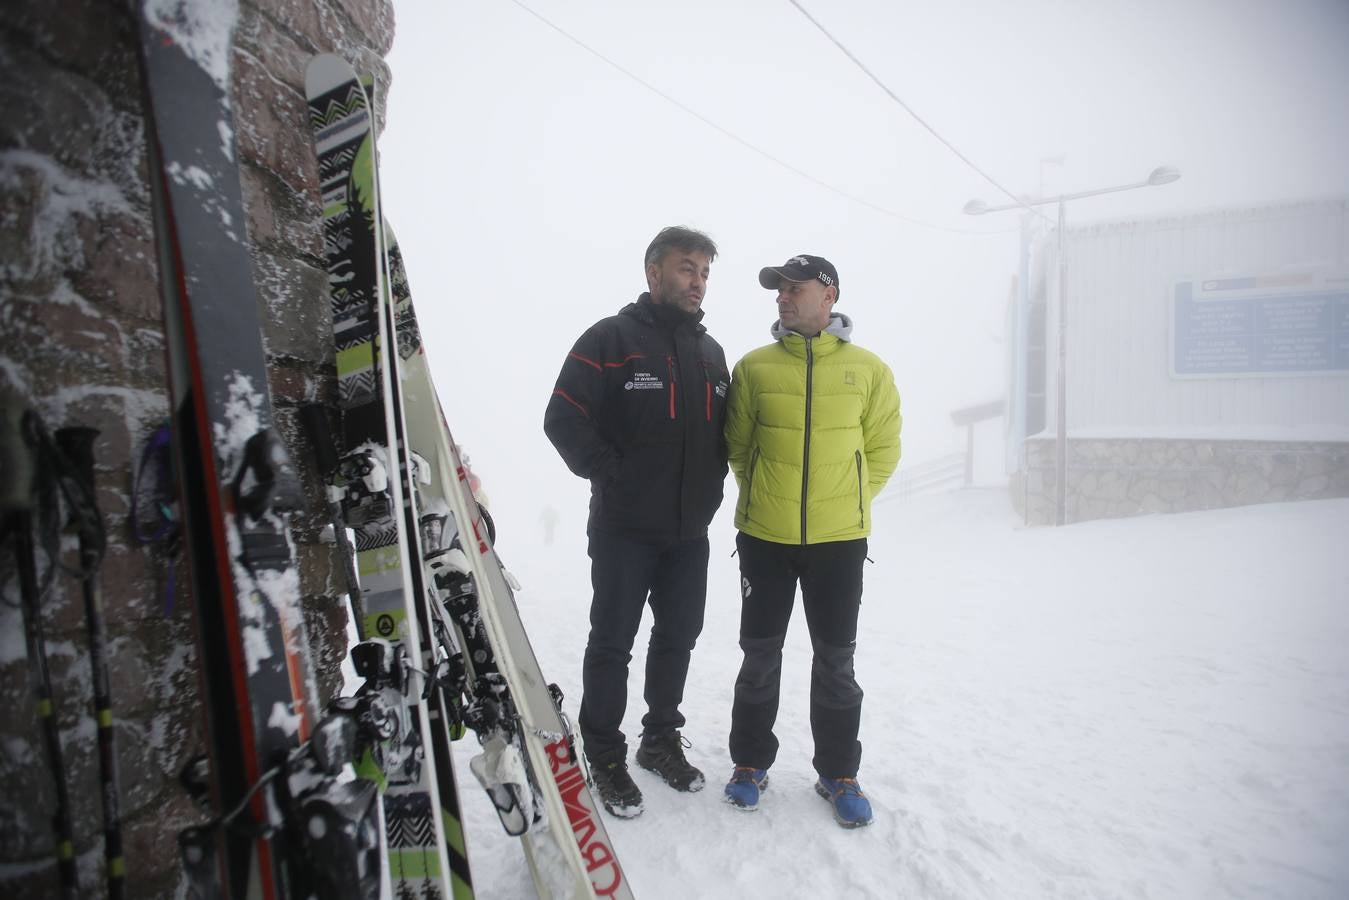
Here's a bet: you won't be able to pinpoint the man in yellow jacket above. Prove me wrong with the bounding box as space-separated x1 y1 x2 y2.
722 254 901 828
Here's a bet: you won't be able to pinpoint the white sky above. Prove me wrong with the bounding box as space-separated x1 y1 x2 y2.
379 0 1349 527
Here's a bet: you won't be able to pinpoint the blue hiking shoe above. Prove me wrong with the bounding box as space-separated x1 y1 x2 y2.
815 776 873 828
723 767 769 811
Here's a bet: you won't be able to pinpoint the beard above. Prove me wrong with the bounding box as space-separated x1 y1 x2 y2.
653 275 701 312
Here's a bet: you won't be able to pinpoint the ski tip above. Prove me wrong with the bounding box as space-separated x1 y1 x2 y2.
304 53 359 98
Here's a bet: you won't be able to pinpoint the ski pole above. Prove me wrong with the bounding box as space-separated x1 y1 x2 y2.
53 426 124 900
2 408 81 899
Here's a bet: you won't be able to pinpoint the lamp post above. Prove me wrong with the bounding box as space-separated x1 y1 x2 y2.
964 166 1180 526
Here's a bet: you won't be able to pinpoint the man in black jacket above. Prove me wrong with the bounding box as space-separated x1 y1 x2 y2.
544 225 729 818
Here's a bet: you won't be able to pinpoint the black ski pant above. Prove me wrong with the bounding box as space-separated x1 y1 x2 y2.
729 531 867 779
578 530 709 763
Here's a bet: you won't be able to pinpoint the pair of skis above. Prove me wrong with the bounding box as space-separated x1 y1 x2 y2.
305 55 632 900
132 0 631 892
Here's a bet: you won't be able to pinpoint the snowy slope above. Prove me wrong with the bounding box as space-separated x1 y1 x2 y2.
446 491 1349 900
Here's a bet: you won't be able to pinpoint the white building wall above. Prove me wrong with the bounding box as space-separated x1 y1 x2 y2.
1040 198 1349 437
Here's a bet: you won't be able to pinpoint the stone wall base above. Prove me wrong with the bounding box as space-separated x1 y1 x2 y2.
1010 437 1349 526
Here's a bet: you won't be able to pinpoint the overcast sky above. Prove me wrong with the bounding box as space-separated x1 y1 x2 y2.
378 0 1349 529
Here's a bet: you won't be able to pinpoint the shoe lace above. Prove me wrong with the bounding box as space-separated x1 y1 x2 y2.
646 732 693 761
730 766 761 784
830 777 864 798
670 734 694 760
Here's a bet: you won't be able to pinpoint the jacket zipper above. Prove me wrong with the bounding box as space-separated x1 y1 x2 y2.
704 360 724 422
800 337 814 545
665 354 676 419
855 450 864 529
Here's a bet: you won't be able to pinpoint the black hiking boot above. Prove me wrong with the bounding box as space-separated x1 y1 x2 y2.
634 730 705 792
589 758 644 818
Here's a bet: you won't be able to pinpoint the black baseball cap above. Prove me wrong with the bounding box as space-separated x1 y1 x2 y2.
758 254 840 294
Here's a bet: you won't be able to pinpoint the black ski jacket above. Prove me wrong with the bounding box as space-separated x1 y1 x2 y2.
544 295 730 542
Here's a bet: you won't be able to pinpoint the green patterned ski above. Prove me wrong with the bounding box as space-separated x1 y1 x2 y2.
306 53 473 900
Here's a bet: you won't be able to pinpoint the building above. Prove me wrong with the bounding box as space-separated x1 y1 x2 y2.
1004 197 1349 524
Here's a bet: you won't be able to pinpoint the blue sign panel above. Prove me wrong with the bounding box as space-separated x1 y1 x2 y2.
1173 282 1349 376
1337 298 1349 370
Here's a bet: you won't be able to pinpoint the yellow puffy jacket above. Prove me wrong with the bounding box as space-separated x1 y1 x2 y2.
726 314 901 544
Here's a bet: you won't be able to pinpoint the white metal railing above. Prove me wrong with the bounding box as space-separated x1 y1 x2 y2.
874 452 967 505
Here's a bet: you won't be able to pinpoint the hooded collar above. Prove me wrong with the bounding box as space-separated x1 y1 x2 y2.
771 311 853 345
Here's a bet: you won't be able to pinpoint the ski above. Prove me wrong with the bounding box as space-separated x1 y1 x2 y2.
386 235 633 900
132 5 344 897
305 53 473 900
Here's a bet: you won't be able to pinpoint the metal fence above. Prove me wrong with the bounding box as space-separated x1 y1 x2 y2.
875 452 967 506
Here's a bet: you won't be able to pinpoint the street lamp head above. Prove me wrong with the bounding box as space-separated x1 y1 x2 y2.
962 198 989 216
1147 165 1181 186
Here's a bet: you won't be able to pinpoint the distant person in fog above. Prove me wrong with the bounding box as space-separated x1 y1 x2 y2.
539 505 559 545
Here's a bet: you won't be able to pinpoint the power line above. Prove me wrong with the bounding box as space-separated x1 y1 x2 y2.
787 0 1053 226
504 0 1011 236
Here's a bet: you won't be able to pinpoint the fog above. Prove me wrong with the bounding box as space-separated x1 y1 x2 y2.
378 0 1349 538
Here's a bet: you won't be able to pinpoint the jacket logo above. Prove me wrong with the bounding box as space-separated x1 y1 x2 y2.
844 370 855 385
625 371 664 390
715 381 728 397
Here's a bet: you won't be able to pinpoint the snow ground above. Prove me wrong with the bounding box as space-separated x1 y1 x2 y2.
447 491 1349 900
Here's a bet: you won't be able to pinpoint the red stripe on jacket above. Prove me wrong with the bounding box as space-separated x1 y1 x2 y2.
552 388 590 418
568 351 647 370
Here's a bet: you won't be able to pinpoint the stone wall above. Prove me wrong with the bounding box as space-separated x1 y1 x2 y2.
0 1 393 896
1012 436 1349 526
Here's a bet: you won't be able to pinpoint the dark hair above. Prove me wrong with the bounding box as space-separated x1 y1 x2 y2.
644 226 718 269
